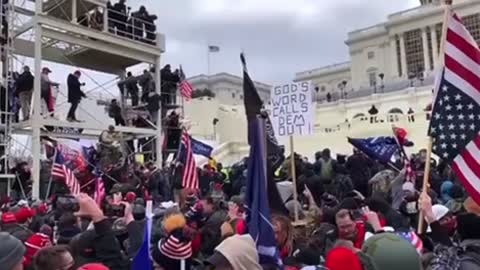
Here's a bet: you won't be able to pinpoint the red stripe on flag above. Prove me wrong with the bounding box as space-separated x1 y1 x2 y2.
181 132 198 190
445 55 480 93
452 160 480 205
447 29 480 65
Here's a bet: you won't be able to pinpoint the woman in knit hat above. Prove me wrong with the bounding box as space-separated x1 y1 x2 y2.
152 213 193 270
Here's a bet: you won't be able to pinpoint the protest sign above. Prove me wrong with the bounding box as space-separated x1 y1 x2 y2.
271 81 314 137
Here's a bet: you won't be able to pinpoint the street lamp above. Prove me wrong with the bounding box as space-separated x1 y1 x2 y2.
213 118 219 139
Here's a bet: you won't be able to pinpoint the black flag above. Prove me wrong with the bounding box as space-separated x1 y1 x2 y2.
241 53 287 215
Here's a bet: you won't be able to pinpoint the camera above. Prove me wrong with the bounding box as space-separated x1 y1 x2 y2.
56 195 80 213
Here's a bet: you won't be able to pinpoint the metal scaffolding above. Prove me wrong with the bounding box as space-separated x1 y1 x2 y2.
1 0 166 199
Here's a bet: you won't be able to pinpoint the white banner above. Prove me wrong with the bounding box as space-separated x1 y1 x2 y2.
271 81 314 137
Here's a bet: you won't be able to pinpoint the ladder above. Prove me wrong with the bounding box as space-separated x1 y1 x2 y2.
0 0 19 197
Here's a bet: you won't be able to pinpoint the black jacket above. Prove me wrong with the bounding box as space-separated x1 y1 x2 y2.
92 218 130 270
67 74 86 103
16 71 34 93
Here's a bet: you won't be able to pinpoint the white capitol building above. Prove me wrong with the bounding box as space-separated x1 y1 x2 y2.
185 0 480 165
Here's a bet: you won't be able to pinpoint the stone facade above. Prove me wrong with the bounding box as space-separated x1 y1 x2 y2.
295 0 480 102
186 0 480 164
188 72 271 106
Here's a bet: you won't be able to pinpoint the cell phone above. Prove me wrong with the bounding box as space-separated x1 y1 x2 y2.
56 195 80 213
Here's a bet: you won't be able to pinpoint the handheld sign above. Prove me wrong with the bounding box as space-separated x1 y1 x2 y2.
270 81 315 223
271 81 314 137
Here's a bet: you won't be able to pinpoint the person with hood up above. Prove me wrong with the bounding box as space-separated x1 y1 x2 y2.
206 234 262 270
362 233 422 270
0 232 26 270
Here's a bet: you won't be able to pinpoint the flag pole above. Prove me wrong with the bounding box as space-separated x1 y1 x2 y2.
45 146 59 201
417 0 451 234
289 135 299 223
207 45 211 91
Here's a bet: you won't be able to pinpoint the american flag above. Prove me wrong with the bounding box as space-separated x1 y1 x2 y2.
181 130 199 190
397 231 423 254
429 12 480 204
179 66 194 100
405 158 416 183
93 174 105 206
52 149 81 195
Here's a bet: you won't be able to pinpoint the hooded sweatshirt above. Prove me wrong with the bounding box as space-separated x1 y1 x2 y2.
362 233 422 270
215 234 262 270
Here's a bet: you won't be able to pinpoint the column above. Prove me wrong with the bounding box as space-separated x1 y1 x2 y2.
103 6 109 32
399 33 408 78
71 0 77 23
155 56 163 168
431 25 439 68
31 18 42 198
390 37 398 78
422 27 430 73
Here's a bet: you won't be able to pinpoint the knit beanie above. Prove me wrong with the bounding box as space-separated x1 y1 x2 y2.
24 233 52 267
0 232 26 270
325 246 363 270
152 214 192 270
362 233 422 270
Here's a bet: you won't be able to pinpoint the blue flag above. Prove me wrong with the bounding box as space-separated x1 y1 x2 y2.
177 136 213 163
131 215 153 270
190 137 213 158
348 136 400 166
245 118 283 268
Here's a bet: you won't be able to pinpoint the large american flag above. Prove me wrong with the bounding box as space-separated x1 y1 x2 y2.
179 66 194 100
429 12 480 204
52 149 81 195
181 130 199 190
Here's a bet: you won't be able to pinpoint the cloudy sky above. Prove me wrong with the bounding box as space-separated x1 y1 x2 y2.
126 0 419 84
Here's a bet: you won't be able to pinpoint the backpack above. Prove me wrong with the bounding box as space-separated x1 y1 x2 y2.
429 245 480 270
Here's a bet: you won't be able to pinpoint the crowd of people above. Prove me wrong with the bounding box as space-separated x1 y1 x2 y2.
106 0 158 44
5 62 181 130
1 141 480 270
75 0 158 45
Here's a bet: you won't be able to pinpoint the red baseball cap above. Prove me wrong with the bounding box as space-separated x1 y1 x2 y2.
125 192 136 203
77 263 110 270
1 211 17 223
15 207 34 223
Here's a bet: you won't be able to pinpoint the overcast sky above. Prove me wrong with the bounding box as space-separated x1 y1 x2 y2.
126 0 419 84
36 0 420 92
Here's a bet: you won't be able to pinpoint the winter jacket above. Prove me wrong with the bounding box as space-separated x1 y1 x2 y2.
126 220 146 259
2 223 33 242
391 169 406 210
16 71 34 93
92 218 130 270
67 74 86 103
